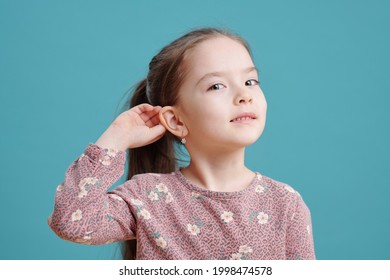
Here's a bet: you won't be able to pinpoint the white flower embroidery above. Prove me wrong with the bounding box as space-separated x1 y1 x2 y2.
155 237 167 248
257 212 269 224
239 245 253 254
56 184 65 192
109 194 123 201
156 183 168 193
307 225 311 235
230 253 242 260
139 209 151 220
165 192 173 203
99 149 118 166
106 149 118 157
255 185 265 193
71 209 82 221
100 155 112 166
131 199 143 206
192 191 201 198
221 211 234 223
148 191 159 201
79 177 99 189
284 185 295 193
257 174 263 180
187 224 200 236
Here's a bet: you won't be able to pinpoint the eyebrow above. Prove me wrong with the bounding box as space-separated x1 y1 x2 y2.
196 66 258 86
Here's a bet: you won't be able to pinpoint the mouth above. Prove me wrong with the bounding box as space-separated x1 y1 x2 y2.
230 112 257 122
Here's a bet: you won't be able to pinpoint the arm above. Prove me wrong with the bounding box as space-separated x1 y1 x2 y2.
286 193 316 260
48 143 136 244
48 104 166 245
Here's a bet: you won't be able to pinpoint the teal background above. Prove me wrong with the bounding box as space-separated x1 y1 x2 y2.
1 0 389 259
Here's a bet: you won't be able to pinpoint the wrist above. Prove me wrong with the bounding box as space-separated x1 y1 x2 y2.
95 125 129 151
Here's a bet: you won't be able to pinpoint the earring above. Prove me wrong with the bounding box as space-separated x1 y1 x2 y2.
181 138 187 145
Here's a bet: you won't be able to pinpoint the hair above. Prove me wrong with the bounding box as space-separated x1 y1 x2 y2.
122 27 252 259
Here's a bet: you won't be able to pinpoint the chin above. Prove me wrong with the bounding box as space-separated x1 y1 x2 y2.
235 133 262 148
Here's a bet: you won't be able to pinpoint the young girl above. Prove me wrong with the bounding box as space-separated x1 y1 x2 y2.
48 27 315 260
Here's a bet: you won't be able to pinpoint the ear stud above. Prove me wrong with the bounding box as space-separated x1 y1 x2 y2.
181 138 187 145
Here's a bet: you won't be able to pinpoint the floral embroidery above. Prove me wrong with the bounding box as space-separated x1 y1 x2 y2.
56 183 65 192
152 232 168 249
131 199 143 206
257 174 263 180
71 209 82 221
99 148 118 166
187 224 201 236
249 211 269 224
148 183 173 203
148 191 159 201
230 253 242 260
307 225 311 235
221 211 234 223
139 209 151 220
130 198 151 220
255 185 265 193
156 183 168 193
155 237 167 248
165 192 173 204
187 218 203 236
230 245 253 260
78 177 101 198
191 191 205 200
257 212 269 224
239 245 253 254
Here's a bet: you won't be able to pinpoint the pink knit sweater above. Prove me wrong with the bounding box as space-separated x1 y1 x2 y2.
48 144 315 260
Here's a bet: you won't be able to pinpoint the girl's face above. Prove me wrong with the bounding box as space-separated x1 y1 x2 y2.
176 36 267 152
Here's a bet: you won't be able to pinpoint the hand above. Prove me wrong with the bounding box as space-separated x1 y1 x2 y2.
95 104 167 151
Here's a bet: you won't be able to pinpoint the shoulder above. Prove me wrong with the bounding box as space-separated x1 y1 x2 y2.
257 173 304 205
257 173 312 219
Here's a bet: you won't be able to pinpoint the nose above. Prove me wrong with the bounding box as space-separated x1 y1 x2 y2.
234 89 252 105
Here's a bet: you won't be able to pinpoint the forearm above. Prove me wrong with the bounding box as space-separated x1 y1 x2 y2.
48 144 127 243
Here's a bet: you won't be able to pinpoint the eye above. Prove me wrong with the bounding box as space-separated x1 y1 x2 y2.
245 79 259 86
207 83 226 91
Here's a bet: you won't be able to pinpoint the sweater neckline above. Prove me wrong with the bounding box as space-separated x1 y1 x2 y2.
175 168 262 199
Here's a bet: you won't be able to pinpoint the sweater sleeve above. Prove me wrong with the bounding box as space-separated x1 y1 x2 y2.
48 143 136 245
285 193 316 260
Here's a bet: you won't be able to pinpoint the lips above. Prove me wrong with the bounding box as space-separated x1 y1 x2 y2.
230 112 257 122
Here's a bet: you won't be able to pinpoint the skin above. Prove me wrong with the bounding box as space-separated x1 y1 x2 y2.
97 36 267 192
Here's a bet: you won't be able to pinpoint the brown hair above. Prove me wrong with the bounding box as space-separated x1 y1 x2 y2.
122 27 251 259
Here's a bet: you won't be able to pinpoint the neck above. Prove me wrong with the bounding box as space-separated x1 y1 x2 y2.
181 146 255 192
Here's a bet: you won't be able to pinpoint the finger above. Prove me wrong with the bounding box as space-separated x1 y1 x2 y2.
143 125 167 146
145 112 162 127
139 107 162 124
130 103 155 115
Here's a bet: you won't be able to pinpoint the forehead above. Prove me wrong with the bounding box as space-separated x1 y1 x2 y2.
184 36 254 78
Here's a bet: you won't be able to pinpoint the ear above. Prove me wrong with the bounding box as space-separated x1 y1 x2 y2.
159 106 188 138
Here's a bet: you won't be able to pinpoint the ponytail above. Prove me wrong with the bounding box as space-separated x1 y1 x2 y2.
122 79 177 260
